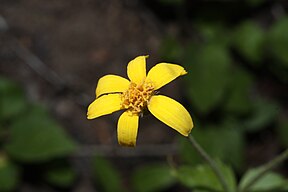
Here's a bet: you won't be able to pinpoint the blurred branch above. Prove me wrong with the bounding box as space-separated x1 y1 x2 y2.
240 148 288 192
14 42 65 88
0 14 91 107
13 41 92 107
75 144 178 157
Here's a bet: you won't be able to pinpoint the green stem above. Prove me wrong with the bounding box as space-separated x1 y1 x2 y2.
188 134 230 192
240 148 288 192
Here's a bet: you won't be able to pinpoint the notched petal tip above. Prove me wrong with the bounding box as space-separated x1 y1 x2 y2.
148 95 193 137
87 112 94 120
181 69 188 75
146 63 188 90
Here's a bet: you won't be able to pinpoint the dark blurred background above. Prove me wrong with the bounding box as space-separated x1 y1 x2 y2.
1 0 288 192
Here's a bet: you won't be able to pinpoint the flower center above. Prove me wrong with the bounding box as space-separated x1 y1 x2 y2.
121 81 155 115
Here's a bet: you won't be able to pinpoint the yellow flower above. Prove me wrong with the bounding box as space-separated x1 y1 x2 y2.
87 56 193 147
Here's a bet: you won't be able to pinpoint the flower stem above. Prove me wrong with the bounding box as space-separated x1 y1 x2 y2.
240 148 288 192
188 134 230 192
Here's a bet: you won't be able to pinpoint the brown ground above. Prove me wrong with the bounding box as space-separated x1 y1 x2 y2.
0 0 186 146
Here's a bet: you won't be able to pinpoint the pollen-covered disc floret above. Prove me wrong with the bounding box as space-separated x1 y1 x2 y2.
121 81 155 114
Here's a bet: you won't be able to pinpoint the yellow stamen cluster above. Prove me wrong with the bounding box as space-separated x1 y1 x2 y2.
121 81 155 114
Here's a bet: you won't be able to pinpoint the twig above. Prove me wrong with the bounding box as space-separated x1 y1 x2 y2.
188 134 230 192
74 144 178 157
240 148 288 192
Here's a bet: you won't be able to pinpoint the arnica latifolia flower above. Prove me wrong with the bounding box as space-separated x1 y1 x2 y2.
87 56 193 147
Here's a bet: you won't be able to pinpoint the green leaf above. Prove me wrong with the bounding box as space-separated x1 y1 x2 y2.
0 157 19 191
268 17 288 67
224 67 253 114
5 105 77 162
276 117 288 147
177 162 236 192
185 43 231 114
246 0 265 7
160 36 183 61
93 156 124 192
243 98 278 132
239 168 288 191
196 22 231 46
44 161 76 188
179 123 245 170
0 77 28 121
132 164 175 192
233 21 265 64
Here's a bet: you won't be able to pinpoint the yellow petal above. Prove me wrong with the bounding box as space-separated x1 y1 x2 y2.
87 94 122 119
146 63 187 90
117 111 139 147
148 95 193 136
127 55 147 84
95 75 130 98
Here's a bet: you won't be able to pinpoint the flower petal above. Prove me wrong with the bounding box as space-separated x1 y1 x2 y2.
87 94 122 119
146 63 187 90
117 111 139 147
95 75 130 98
148 95 193 136
127 55 147 84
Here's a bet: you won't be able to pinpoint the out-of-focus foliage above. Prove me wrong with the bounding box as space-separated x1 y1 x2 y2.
0 78 28 121
268 17 288 67
44 160 77 188
0 76 77 191
239 168 288 191
176 162 236 192
0 157 19 191
223 67 253 114
243 98 279 132
185 43 231 114
233 21 265 64
179 122 245 171
135 1 288 192
1 0 288 191
93 156 124 192
276 117 288 147
5 106 76 162
132 164 175 192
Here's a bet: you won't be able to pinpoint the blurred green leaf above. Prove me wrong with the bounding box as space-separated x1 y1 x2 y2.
93 156 124 192
196 22 231 46
224 67 253 114
45 163 76 188
246 0 266 8
268 17 288 67
132 164 175 192
0 157 19 191
239 168 288 191
276 117 288 147
160 36 183 61
233 21 265 64
179 123 244 170
243 98 278 132
177 162 236 192
0 77 28 121
5 106 77 162
185 43 231 114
